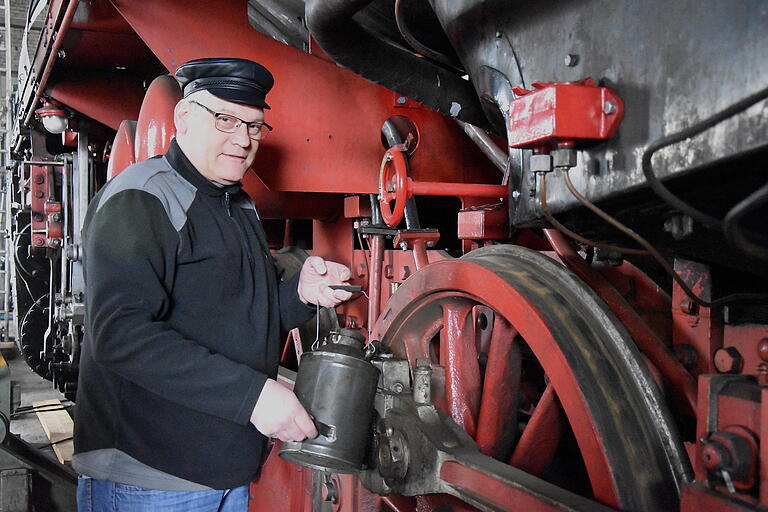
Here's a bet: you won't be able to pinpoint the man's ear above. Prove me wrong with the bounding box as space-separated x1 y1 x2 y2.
174 101 189 135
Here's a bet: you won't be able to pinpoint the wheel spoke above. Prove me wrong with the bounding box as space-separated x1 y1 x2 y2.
509 384 565 476
440 299 481 436
476 317 520 459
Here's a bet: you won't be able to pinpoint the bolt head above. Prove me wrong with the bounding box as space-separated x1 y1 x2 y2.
399 241 408 251
396 96 407 104
512 190 521 199
757 338 768 362
603 101 617 115
564 54 579 67
714 347 743 374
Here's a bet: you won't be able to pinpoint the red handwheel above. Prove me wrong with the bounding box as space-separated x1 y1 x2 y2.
379 149 409 227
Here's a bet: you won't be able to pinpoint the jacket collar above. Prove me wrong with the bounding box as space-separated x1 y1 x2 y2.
165 138 242 197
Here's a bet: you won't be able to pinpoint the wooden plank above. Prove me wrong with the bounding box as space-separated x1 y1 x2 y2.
33 399 73 465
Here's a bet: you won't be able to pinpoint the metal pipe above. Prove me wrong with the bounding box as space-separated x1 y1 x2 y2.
23 161 65 167
410 180 507 198
366 234 384 340
2 0 12 343
304 0 488 127
544 228 698 416
23 0 81 126
412 239 429 271
455 119 507 173
1 170 10 344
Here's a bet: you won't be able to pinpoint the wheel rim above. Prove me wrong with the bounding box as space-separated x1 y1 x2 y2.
373 245 688 510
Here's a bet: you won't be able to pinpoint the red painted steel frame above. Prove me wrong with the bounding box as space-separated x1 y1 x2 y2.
106 121 137 180
107 0 499 198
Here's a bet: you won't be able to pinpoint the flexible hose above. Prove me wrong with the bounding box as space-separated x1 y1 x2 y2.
560 169 768 308
538 172 649 256
641 85 768 232
723 179 768 260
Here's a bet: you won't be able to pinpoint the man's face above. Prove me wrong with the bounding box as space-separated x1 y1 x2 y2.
175 91 265 185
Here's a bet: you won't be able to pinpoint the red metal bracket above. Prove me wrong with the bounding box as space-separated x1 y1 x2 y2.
508 78 624 149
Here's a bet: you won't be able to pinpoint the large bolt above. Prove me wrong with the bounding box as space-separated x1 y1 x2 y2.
702 440 731 471
564 54 579 67
603 101 617 115
714 347 743 374
757 338 768 362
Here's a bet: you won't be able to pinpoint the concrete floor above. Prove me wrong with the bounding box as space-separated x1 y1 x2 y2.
6 350 69 461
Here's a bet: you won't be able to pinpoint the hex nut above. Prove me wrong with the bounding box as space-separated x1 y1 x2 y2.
564 54 579 67
714 347 743 374
552 148 577 169
530 154 552 173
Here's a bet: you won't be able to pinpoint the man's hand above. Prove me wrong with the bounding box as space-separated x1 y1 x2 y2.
297 256 353 307
250 379 318 442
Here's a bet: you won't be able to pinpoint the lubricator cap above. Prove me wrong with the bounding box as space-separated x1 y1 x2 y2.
174 57 274 109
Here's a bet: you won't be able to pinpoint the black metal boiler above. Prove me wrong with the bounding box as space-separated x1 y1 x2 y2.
279 329 380 473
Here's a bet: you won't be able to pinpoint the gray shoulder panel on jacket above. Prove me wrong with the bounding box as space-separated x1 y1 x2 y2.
95 156 196 232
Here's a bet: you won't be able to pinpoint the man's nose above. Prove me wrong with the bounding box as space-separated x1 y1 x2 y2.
230 122 252 147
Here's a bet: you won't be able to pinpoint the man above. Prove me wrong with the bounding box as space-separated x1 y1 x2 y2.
73 57 353 511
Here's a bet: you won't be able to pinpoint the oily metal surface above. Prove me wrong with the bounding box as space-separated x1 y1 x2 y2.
431 0 768 221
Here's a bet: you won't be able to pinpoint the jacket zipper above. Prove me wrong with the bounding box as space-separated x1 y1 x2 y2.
223 192 254 264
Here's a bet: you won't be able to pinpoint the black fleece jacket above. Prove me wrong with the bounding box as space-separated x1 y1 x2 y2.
73 140 314 488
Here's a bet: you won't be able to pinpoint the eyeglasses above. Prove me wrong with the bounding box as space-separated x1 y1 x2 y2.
189 100 273 141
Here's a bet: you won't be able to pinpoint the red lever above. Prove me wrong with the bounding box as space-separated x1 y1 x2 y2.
379 149 508 227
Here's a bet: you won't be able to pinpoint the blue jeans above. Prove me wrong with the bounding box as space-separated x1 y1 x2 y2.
77 476 249 511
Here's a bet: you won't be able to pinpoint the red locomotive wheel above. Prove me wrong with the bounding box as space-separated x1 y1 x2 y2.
373 245 690 511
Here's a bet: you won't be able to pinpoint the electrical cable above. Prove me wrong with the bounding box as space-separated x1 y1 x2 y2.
13 223 34 277
38 436 73 449
10 405 72 418
641 84 768 232
538 172 649 256
723 179 768 260
560 169 768 307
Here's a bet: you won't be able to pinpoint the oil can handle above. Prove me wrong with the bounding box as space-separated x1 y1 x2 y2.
314 420 337 442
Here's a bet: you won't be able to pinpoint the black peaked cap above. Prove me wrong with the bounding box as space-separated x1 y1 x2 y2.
174 57 274 109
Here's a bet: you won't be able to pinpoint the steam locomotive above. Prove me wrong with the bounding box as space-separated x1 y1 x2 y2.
4 0 767 510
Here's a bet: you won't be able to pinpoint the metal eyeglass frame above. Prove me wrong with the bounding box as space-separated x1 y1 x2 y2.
189 100 273 141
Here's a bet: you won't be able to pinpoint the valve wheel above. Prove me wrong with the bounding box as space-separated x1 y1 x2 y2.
374 245 688 511
379 149 408 227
